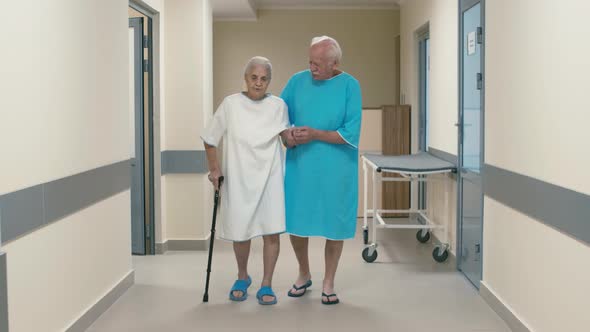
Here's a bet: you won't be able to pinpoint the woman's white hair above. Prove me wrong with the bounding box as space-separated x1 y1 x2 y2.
244 56 272 79
310 36 342 63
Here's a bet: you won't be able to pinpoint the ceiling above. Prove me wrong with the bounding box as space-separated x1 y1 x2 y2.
212 0 406 21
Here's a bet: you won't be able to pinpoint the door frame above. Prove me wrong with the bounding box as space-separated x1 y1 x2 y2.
417 25 430 211
129 0 158 254
129 17 147 255
457 0 486 286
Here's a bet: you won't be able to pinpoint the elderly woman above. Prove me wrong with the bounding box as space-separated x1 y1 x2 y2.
201 56 294 305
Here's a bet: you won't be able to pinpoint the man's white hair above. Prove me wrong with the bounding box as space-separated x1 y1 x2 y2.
244 56 272 79
310 36 342 63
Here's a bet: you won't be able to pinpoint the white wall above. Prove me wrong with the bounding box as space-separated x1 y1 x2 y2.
357 109 383 216
484 1 590 331
400 0 458 253
213 9 401 109
2 193 132 332
400 0 457 155
163 0 213 241
485 0 590 195
401 1 590 331
483 198 590 331
0 0 132 330
0 1 130 195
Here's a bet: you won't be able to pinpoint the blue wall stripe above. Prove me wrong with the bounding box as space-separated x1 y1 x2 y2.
161 150 207 174
484 164 590 246
44 160 130 224
0 185 44 243
424 148 589 245
428 147 458 165
0 160 130 244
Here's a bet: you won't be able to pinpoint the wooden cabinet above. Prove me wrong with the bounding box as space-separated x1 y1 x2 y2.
382 105 411 216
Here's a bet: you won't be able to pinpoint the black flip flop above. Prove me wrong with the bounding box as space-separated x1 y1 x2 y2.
287 279 312 297
321 292 340 305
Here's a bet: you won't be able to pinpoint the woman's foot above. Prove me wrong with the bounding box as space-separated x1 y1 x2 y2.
229 275 251 301
257 286 278 305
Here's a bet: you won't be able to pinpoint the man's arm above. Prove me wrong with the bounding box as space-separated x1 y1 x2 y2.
292 127 346 145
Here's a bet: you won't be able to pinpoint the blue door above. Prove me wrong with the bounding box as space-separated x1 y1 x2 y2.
458 0 484 288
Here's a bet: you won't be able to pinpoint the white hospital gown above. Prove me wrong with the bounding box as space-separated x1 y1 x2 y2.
201 93 289 241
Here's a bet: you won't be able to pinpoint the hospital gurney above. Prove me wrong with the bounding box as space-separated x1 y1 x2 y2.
361 152 456 263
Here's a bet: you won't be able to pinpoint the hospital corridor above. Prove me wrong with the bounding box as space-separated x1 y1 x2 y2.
0 1 588 332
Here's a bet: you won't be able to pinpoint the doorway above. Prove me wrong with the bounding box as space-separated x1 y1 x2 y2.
458 0 485 288
129 6 155 255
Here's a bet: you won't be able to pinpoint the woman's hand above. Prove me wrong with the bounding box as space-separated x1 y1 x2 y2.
281 128 298 148
207 169 223 190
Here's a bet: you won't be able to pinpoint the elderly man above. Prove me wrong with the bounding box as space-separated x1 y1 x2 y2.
281 36 362 305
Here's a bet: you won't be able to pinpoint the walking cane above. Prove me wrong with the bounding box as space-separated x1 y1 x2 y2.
203 176 224 303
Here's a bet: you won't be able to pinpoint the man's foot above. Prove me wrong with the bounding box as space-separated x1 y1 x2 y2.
321 292 339 305
321 281 339 304
287 275 312 297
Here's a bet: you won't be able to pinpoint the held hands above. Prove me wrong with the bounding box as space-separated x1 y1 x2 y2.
281 127 317 148
293 126 315 145
207 169 223 190
288 126 315 146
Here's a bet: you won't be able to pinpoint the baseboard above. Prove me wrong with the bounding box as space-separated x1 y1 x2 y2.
156 239 209 253
155 241 168 254
65 270 135 332
480 281 532 332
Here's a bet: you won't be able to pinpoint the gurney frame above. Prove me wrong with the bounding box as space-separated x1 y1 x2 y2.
361 155 454 263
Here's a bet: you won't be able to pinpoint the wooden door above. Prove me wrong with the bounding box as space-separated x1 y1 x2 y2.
382 105 411 217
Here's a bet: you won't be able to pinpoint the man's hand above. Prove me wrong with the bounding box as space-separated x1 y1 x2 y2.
207 169 223 190
293 126 316 145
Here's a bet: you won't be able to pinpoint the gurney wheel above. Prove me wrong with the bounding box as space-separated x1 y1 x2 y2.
362 247 378 263
432 247 449 263
416 230 430 243
363 229 368 245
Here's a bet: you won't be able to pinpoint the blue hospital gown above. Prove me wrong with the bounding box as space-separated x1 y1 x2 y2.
281 70 362 240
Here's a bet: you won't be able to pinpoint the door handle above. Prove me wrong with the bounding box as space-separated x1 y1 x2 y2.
476 73 483 90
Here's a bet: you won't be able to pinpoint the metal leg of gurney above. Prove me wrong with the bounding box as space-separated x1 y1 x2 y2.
431 175 450 262
362 161 369 245
362 165 378 263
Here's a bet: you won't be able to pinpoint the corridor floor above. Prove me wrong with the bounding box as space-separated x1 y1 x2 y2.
88 222 510 332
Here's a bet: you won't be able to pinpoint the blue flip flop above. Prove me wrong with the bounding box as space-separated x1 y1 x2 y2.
287 279 312 297
256 286 277 305
229 275 252 301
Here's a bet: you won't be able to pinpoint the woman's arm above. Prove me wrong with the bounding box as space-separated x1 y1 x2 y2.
204 142 222 189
